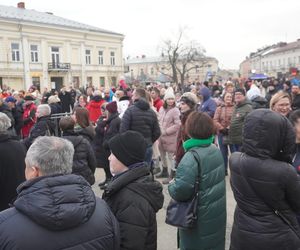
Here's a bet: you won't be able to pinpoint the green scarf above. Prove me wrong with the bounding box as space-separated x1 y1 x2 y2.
183 137 214 152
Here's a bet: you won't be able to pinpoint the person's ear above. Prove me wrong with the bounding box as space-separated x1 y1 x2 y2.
25 166 41 180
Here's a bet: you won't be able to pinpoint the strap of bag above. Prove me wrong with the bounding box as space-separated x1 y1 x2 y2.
189 149 201 196
240 160 300 241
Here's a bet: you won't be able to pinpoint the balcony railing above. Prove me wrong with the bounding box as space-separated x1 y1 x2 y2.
48 63 71 71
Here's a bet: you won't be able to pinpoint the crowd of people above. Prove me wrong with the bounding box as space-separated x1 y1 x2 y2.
0 77 300 249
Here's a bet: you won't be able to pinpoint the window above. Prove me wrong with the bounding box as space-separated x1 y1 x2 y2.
11 43 20 62
278 59 281 66
100 77 105 86
98 51 104 65
298 56 300 64
86 50 91 65
151 67 154 75
110 51 115 66
111 76 117 86
30 45 38 62
51 46 60 66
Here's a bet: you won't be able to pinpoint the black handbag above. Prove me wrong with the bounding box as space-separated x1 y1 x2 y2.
165 150 201 229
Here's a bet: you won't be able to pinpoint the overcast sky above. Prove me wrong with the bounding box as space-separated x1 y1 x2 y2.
2 0 300 69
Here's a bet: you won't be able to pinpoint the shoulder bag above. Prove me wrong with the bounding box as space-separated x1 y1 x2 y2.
165 149 201 229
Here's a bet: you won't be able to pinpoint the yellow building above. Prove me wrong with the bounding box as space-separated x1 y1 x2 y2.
0 2 124 91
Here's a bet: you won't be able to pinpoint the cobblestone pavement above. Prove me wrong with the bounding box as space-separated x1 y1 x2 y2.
92 169 235 250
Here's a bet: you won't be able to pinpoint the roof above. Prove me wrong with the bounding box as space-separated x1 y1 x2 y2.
0 4 123 36
126 55 217 65
267 40 300 55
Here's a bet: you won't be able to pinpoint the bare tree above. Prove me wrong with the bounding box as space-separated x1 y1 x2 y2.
160 28 208 88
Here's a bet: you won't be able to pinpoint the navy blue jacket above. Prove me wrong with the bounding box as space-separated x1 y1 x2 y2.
198 87 216 117
0 174 120 250
120 99 161 146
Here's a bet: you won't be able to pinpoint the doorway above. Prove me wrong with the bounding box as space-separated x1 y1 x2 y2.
50 77 63 91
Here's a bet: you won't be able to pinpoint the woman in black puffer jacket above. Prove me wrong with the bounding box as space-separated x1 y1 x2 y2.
230 109 300 250
60 117 96 185
94 101 121 189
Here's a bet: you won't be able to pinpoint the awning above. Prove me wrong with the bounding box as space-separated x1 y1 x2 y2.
249 74 268 80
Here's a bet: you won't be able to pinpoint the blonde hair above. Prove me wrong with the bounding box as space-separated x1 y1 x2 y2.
269 91 291 110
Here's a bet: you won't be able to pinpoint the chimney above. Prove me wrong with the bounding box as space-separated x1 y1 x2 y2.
17 2 25 9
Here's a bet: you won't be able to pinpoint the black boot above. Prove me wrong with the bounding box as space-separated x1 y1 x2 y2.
156 167 169 178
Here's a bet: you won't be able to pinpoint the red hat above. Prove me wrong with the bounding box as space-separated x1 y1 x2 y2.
106 101 118 114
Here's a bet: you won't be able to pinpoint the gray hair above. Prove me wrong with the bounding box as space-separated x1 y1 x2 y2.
37 104 51 118
0 112 11 133
25 136 74 176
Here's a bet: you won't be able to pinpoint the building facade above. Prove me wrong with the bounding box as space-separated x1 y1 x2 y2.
241 40 300 79
0 2 124 91
125 55 219 84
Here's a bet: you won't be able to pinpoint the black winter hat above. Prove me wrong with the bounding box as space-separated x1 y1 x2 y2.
108 131 147 166
234 88 246 96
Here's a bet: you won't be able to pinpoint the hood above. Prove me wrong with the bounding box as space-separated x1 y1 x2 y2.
237 99 252 107
105 166 164 212
252 96 268 105
63 133 84 148
119 96 130 102
91 95 103 102
134 98 150 110
75 125 95 141
14 174 95 231
243 109 295 163
199 86 211 102
89 99 104 108
128 178 164 212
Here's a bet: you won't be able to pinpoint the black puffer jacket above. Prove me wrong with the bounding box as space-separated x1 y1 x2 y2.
0 174 120 250
103 165 164 250
75 125 95 143
94 113 121 168
0 134 25 211
49 102 62 115
63 130 96 185
230 109 300 250
23 115 55 149
120 99 161 146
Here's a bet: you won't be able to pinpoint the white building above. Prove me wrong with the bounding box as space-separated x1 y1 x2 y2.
125 55 219 84
0 2 124 91
246 40 300 78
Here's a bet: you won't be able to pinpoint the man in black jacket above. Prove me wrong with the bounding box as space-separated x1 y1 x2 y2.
120 88 161 165
103 131 164 250
23 104 55 149
0 113 25 211
0 136 120 250
60 116 96 185
5 96 23 137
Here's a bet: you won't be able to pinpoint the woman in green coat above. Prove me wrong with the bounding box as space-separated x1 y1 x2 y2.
168 111 226 250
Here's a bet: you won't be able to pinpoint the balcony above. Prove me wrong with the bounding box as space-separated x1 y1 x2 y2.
48 63 71 72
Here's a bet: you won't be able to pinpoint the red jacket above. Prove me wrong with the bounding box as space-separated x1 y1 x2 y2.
21 102 37 138
87 98 105 123
153 98 163 112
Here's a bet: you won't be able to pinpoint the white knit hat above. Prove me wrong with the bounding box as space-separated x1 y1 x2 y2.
163 87 175 101
48 95 61 104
